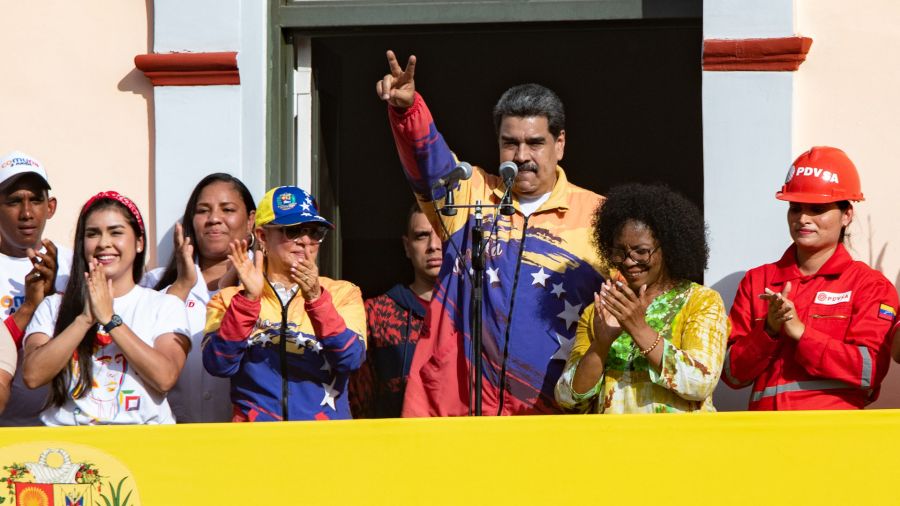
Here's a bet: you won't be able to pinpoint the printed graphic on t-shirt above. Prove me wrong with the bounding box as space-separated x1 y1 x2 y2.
71 342 142 423
0 247 73 317
0 274 31 316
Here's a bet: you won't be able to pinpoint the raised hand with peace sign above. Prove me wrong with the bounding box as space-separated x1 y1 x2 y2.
376 50 417 109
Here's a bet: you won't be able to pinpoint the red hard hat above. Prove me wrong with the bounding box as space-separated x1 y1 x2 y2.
776 146 864 203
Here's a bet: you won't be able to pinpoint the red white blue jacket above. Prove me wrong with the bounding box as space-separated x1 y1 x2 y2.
391 93 605 416
349 284 427 418
202 278 366 421
723 244 898 410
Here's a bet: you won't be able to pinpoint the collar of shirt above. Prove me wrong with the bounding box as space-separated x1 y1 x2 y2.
771 243 853 284
270 281 299 305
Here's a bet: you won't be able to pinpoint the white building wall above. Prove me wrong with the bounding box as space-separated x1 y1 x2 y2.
154 0 241 53
702 0 797 410
153 86 244 260
149 0 267 265
0 2 153 255
794 0 900 408
239 0 269 202
704 0 794 39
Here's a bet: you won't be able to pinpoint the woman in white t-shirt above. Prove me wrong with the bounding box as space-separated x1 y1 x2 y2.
143 173 256 422
21 191 190 425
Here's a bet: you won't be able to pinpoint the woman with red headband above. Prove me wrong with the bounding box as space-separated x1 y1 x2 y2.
21 192 190 425
723 147 898 410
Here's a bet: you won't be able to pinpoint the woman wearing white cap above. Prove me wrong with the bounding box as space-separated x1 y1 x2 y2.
723 146 898 410
203 186 365 421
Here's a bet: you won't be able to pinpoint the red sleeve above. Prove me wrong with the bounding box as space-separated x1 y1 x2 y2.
793 272 898 390
218 292 261 341
387 92 457 196
722 270 782 388
4 316 23 349
349 299 377 419
401 318 436 417
307 285 366 374
305 288 347 337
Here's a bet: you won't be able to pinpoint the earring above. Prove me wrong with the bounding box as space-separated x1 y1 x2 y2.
247 233 256 249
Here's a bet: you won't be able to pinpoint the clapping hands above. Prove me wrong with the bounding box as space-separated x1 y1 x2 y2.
24 239 58 306
290 248 321 302
759 282 804 340
599 280 651 336
227 239 264 301
83 259 114 325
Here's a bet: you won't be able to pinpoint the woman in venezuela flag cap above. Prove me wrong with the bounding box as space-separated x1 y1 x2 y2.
202 186 366 421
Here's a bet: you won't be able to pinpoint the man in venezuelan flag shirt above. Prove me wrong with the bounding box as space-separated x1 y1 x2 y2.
377 51 605 416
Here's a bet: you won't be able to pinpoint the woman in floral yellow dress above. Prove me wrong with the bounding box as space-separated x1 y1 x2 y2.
555 183 728 413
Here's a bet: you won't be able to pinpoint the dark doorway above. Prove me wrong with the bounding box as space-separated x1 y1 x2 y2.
309 19 702 299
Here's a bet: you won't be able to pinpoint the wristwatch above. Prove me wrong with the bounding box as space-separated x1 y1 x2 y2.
101 314 124 333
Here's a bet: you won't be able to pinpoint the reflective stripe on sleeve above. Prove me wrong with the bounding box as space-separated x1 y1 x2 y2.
859 345 872 388
749 379 857 402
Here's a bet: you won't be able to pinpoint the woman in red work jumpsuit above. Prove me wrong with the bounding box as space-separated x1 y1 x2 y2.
723 146 898 410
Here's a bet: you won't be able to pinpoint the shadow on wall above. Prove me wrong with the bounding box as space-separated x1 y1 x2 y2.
117 68 156 266
710 270 748 411
710 270 746 311
116 0 155 265
858 215 900 409
713 382 750 412
109 0 156 265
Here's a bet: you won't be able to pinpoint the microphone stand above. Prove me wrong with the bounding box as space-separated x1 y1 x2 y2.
471 202 484 416
436 183 505 417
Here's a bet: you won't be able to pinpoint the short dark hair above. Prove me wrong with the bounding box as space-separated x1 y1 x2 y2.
492 84 565 138
404 202 424 236
594 183 708 283
0 173 50 198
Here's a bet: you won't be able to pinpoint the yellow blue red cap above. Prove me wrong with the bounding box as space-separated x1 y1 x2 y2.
255 186 333 229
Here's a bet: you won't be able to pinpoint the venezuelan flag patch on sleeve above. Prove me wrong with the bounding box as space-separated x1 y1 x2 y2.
878 303 896 321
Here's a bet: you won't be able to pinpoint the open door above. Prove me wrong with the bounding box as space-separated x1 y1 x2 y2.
300 19 703 298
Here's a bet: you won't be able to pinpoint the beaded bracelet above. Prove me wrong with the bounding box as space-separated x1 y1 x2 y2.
638 333 662 356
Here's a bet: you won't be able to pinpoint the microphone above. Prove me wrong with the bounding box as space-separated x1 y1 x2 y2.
499 161 518 186
434 161 473 189
498 161 517 216
434 161 472 216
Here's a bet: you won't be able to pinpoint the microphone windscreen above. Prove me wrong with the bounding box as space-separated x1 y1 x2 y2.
499 161 518 181
456 161 473 181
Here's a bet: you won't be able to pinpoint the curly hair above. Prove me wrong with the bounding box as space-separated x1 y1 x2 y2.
594 183 708 283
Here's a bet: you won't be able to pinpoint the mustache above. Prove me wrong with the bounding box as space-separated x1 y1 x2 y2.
517 162 539 173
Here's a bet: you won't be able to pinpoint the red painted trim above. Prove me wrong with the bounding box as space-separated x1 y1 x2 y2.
703 37 813 71
134 52 240 86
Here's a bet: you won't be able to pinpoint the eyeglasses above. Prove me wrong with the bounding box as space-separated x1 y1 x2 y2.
269 223 328 243
609 245 659 265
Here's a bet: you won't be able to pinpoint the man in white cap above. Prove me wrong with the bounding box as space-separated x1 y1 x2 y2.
0 151 71 423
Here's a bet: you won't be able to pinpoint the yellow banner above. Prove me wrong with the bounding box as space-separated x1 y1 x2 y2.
0 410 897 505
